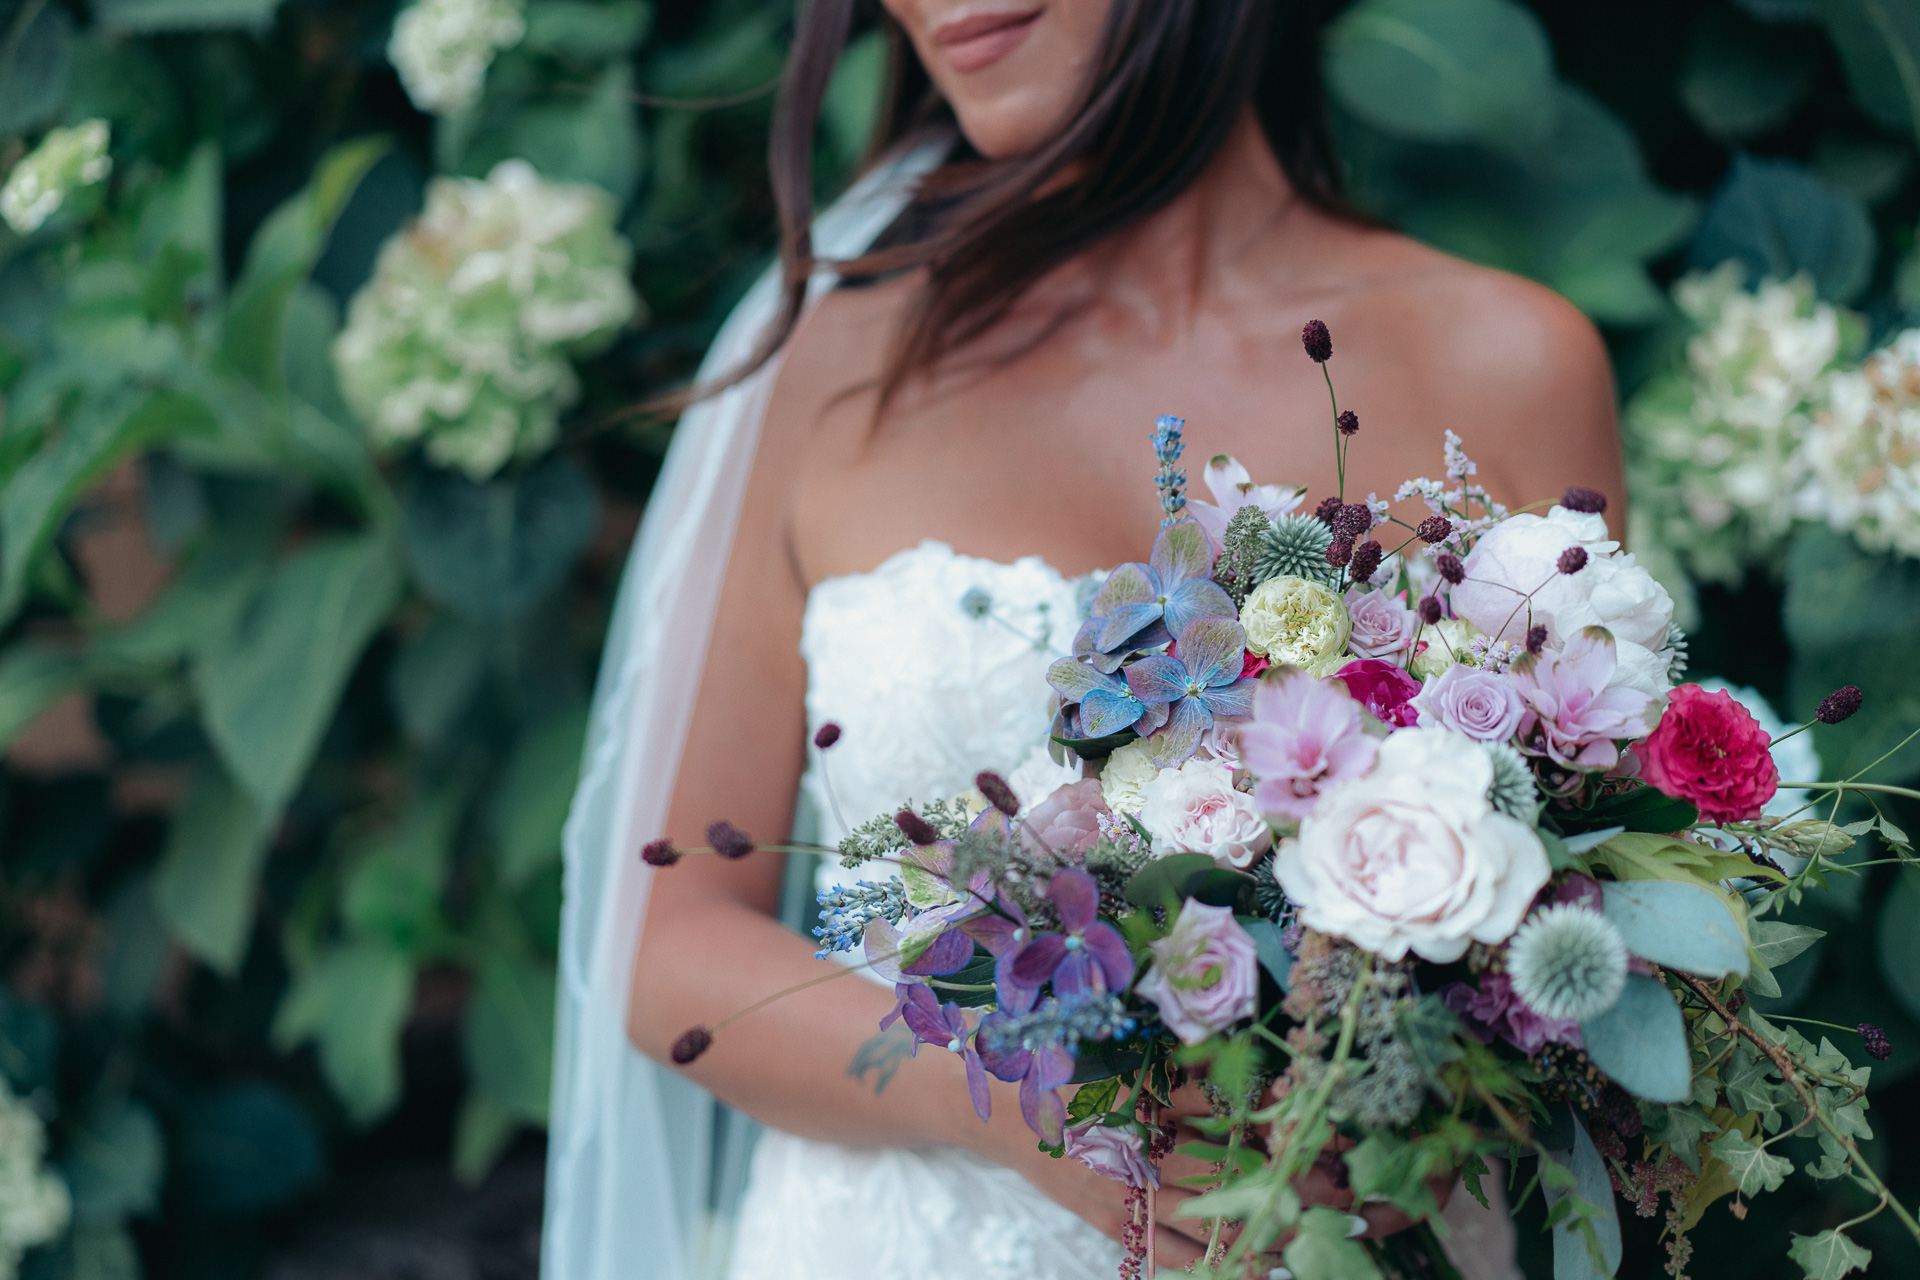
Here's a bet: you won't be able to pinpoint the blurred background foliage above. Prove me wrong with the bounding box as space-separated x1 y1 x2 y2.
0 0 1915 1276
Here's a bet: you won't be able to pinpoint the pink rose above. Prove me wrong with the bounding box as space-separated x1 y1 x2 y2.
1137 758 1271 868
1064 1121 1158 1188
1410 664 1525 742
1332 658 1422 728
1638 683 1780 822
1019 778 1110 859
1136 901 1259 1044
1240 671 1378 820
1344 587 1416 659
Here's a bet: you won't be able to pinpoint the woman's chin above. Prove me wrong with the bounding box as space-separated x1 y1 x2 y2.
951 94 1074 160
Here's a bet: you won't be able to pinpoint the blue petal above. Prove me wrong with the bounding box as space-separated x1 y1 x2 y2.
1176 616 1247 688
1091 563 1157 615
1200 677 1256 719
1150 518 1212 590
1048 656 1123 702
1124 655 1190 703
1081 687 1146 737
1143 697 1211 767
1097 601 1165 652
1162 578 1237 639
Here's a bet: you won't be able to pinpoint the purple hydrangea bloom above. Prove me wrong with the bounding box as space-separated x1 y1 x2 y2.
1066 518 1233 675
894 984 993 1121
1119 617 1258 766
976 1013 1076 1143
1001 868 1133 1013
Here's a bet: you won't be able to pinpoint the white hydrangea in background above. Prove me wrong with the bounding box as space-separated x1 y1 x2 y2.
388 0 525 116
0 120 111 236
1626 263 1853 584
1800 328 1920 559
0 1080 69 1279
332 160 639 480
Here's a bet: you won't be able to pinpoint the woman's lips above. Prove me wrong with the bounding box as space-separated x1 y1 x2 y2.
931 8 1041 73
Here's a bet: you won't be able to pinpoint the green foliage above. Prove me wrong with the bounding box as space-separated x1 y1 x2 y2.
1788 1226 1874 1278
1599 877 1751 979
1578 972 1693 1102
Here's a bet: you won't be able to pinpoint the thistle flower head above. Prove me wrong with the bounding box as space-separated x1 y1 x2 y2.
1257 514 1335 585
1484 742 1539 820
1506 904 1628 1023
1301 319 1332 363
1332 503 1371 541
1817 685 1863 724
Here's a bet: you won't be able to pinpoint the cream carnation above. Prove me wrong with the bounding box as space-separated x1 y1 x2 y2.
1241 576 1350 674
1137 757 1271 868
1098 739 1160 816
1272 728 1550 962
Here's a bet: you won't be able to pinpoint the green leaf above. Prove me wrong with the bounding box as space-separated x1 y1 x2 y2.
822 27 886 169
390 612 490 744
1065 1077 1121 1129
1325 0 1555 150
1601 878 1750 978
402 454 600 620
1820 0 1920 141
463 953 556 1123
1123 853 1222 911
1751 919 1825 970
153 761 273 973
1580 972 1692 1102
1241 917 1293 990
62 1100 164 1226
0 0 73 135
95 0 283 32
173 1082 324 1215
521 0 650 58
453 1092 519 1185
1679 9 1813 138
490 64 643 202
1689 155 1876 303
0 642 85 752
195 532 404 814
1877 870 1920 1022
272 938 414 1123
218 137 386 390
343 792 456 954
1587 831 1774 887
67 1226 142 1280
1565 785 1700 835
1710 1129 1793 1195
492 705 588 886
1788 1228 1874 1279
1281 1205 1383 1280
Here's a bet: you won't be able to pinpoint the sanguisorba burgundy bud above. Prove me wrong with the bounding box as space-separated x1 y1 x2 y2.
1561 486 1607 514
1860 1022 1892 1061
1436 553 1465 585
1526 625 1548 655
671 1026 714 1065
1301 319 1332 363
706 820 755 859
1336 410 1359 437
1558 546 1588 575
1817 685 1863 725
1417 597 1443 626
976 770 1021 817
641 839 681 867
1417 515 1452 544
1349 540 1383 583
1313 495 1342 525
813 721 842 749
895 809 941 845
1325 539 1353 568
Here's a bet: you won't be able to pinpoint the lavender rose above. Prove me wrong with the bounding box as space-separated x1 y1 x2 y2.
1064 1121 1158 1188
1136 901 1259 1044
1343 586 1416 659
1410 664 1526 742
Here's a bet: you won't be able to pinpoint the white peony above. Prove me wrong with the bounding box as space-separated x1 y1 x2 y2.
388 0 525 115
0 1079 69 1278
0 120 110 236
1449 509 1674 692
1137 757 1272 869
333 160 638 479
1098 739 1160 816
1272 728 1549 963
1006 742 1082 813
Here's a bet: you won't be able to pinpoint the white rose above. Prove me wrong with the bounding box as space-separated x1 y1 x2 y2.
1410 616 1483 680
1138 757 1272 869
1006 743 1083 813
1098 740 1160 816
1272 728 1549 962
1450 513 1673 656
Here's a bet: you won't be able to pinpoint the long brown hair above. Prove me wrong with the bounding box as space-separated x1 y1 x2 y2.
742 0 1354 404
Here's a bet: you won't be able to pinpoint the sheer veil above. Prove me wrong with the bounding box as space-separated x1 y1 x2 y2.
542 142 944 1280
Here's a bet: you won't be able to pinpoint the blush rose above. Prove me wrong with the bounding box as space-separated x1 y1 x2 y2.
1137 757 1272 868
1135 901 1259 1044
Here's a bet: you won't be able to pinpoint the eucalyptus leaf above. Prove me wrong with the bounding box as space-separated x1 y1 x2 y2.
1601 879 1750 978
1689 156 1876 302
1580 972 1693 1102
1241 918 1293 990
195 532 404 815
1541 1110 1622 1280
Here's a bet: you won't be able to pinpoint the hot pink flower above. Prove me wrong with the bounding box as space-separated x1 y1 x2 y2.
1344 587 1417 659
1239 671 1378 819
1638 684 1780 822
1019 779 1109 859
1410 664 1525 743
1508 628 1660 771
1332 659 1422 728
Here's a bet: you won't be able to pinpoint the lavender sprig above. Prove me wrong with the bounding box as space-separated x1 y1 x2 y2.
813 878 907 957
1152 415 1187 523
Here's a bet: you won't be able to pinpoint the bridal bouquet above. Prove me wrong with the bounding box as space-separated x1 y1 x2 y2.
662 322 1919 1280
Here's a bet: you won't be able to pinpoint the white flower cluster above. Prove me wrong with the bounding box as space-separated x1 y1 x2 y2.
333 160 640 480
1626 265 1866 582
388 0 525 116
0 1081 69 1279
1800 329 1920 559
0 120 111 236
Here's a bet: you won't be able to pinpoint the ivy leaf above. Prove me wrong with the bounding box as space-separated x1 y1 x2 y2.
1710 1130 1793 1195
1281 1205 1383 1280
1750 920 1825 971
1787 1228 1873 1279
1065 1078 1122 1129
1724 1043 1791 1133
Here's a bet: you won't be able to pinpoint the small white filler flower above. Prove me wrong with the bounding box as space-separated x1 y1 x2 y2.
1506 903 1629 1023
388 0 526 115
0 1079 70 1277
1 120 112 236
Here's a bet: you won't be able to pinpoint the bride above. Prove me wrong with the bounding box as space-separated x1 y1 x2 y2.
546 1 1625 1277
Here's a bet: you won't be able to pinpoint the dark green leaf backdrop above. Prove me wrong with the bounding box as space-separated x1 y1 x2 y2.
0 0 1915 1276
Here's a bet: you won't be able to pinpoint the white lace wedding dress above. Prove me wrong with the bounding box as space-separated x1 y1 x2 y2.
723 541 1128 1280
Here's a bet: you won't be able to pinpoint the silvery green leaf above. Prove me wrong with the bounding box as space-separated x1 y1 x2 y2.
1561 826 1623 855
1580 972 1692 1102
1601 879 1750 978
1541 1110 1622 1279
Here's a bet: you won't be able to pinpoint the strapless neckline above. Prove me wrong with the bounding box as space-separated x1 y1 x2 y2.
806 538 1078 600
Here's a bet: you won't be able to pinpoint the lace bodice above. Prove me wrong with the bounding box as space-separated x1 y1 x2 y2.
725 542 1124 1280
